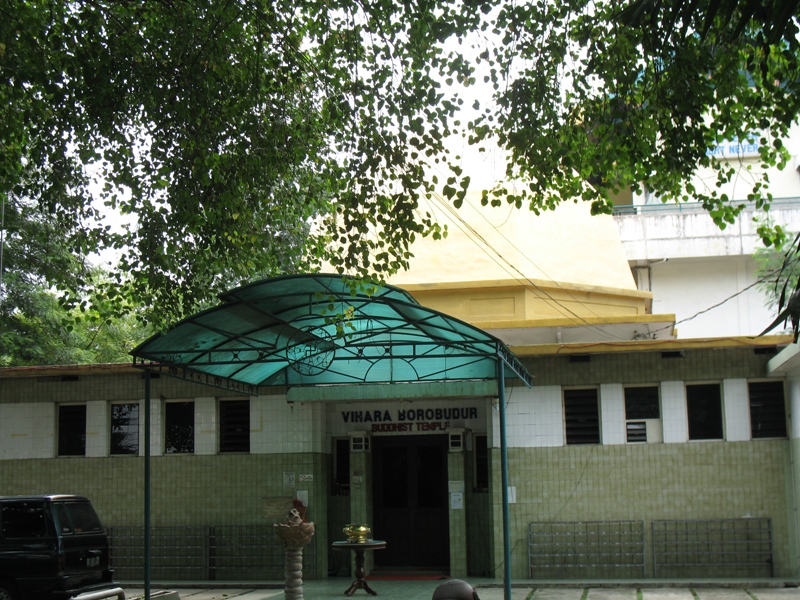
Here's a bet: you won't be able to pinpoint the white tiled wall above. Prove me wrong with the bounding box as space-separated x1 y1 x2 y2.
86 400 108 457
195 397 217 455
600 383 625 445
1 373 781 461
723 379 750 442
253 394 316 454
491 386 564 448
661 381 689 443
148 397 162 456
0 403 55 459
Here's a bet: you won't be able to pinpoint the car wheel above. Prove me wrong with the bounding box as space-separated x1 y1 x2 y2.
0 582 18 600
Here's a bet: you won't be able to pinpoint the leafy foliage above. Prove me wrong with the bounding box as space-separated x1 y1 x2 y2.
755 235 799 310
2 0 800 337
469 0 800 249
0 272 151 366
756 231 800 339
1 0 467 328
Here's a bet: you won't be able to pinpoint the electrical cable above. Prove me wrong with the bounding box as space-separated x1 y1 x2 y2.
455 194 624 322
645 264 792 338
417 191 625 341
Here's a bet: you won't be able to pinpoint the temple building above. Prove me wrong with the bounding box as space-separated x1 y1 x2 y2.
0 192 797 583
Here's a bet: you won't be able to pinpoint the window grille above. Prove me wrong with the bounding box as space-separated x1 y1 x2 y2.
165 401 194 454
652 518 773 578
219 399 250 453
107 525 315 581
626 421 647 443
58 405 86 456
686 383 723 440
625 386 660 443
564 389 600 445
528 520 645 579
748 381 787 439
110 403 139 455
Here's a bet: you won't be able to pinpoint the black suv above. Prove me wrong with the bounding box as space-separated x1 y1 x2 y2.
0 496 115 600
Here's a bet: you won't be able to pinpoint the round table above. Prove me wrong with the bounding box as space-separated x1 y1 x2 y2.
331 540 387 596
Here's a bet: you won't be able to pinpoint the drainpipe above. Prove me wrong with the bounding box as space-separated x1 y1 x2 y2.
497 360 512 600
144 371 151 600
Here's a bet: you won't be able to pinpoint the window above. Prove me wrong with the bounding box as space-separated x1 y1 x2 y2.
624 386 660 442
473 434 489 491
165 401 194 454
749 381 787 439
52 502 103 534
110 403 139 455
686 383 723 440
219 399 250 453
58 405 86 456
333 438 350 496
564 388 600 445
2 502 48 538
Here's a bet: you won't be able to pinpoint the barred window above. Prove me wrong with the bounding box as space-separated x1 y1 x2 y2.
686 383 723 440
749 381 787 439
165 401 194 454
564 388 600 445
219 399 250 453
625 386 660 443
110 403 139 455
58 405 86 456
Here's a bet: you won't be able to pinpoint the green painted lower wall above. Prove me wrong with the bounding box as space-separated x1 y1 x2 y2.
1 440 794 580
0 453 331 579
490 440 793 578
789 437 800 575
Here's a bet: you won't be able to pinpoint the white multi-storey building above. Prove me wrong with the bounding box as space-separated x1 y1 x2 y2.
613 126 800 339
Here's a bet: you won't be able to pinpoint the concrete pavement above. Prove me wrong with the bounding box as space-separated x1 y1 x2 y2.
123 582 800 600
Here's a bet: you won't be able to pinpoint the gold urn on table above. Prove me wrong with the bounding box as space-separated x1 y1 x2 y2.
342 524 372 543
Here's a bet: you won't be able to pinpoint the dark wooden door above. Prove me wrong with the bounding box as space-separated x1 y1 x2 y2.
372 435 450 568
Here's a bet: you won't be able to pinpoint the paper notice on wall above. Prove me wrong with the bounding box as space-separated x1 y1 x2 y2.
450 492 463 510
448 480 464 493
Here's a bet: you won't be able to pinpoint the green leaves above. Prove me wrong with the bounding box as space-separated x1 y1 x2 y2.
468 0 800 231
1 0 479 329
3 0 800 339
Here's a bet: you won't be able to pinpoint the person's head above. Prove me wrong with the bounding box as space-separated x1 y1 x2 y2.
431 579 480 600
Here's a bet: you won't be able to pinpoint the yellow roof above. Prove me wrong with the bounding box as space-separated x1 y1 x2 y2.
388 191 637 291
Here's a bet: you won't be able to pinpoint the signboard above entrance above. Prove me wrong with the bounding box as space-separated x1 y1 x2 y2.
340 404 480 434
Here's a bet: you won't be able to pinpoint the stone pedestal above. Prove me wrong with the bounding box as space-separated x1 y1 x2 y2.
274 510 315 600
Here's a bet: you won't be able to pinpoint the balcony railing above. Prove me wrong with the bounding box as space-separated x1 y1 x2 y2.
612 197 800 216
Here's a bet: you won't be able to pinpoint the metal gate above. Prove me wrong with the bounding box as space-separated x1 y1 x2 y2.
652 518 773 578
528 520 645 579
108 525 317 581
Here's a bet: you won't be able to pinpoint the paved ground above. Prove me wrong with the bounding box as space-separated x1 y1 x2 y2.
122 582 800 600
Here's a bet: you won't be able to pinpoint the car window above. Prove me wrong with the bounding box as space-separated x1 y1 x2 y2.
1 502 49 538
63 503 103 533
52 503 75 534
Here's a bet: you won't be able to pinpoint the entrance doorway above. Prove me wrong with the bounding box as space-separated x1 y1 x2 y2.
372 435 450 569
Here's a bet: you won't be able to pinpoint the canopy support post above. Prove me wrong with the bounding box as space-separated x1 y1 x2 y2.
497 361 512 600
144 371 151 600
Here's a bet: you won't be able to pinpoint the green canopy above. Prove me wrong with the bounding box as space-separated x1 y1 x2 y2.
131 273 530 600
131 273 533 391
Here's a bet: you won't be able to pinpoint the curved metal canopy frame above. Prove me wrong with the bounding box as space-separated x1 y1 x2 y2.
131 273 533 391
130 274 531 600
